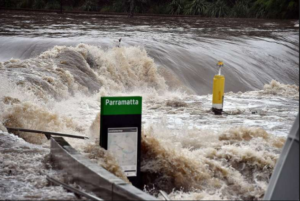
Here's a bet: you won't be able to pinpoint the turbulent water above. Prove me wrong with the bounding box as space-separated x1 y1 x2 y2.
0 11 299 200
0 131 84 200
0 12 299 94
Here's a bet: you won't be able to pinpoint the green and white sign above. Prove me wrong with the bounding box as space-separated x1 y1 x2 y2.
100 96 142 187
101 97 142 115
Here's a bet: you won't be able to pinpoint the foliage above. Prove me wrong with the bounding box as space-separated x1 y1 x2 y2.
3 0 299 19
250 0 299 18
1 0 15 8
135 0 152 13
152 4 169 14
17 0 33 8
285 0 299 18
33 0 46 9
206 0 230 17
108 0 151 13
231 0 251 18
111 0 126 12
167 0 186 15
100 5 112 12
81 0 98 11
45 0 61 10
184 0 208 15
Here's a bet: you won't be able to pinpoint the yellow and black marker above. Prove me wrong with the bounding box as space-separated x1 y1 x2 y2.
212 61 225 115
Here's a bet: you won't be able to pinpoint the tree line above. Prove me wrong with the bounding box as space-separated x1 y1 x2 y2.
1 0 299 19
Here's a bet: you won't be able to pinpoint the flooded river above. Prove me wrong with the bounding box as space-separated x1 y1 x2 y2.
0 11 299 200
0 12 298 94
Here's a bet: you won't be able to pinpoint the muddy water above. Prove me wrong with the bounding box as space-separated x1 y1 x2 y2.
0 11 299 200
0 12 298 94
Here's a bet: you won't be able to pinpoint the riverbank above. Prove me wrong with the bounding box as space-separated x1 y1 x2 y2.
1 0 299 19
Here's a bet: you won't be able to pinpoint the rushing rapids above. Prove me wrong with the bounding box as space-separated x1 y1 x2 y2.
0 12 299 200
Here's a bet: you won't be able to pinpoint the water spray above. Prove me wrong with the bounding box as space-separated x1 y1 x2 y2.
212 61 225 115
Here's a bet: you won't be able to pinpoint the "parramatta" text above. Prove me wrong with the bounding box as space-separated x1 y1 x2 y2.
105 99 139 106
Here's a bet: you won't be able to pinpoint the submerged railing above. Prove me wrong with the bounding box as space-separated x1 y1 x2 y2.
6 127 88 140
50 137 157 201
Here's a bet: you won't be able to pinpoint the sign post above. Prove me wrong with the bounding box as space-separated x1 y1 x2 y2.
100 96 142 187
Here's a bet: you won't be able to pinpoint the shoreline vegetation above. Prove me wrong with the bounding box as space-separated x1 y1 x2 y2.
0 0 299 19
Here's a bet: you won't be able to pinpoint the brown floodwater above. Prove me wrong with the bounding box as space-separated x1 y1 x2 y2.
0 11 298 95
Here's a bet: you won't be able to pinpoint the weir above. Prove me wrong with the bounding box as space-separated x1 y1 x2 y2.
50 137 157 200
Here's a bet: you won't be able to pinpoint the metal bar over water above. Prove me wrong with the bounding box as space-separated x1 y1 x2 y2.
47 175 103 201
50 137 157 200
6 127 88 140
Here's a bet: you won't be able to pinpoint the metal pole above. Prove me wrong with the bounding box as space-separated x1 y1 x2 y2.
6 127 88 140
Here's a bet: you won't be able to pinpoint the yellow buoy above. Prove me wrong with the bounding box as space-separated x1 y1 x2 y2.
212 61 225 115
